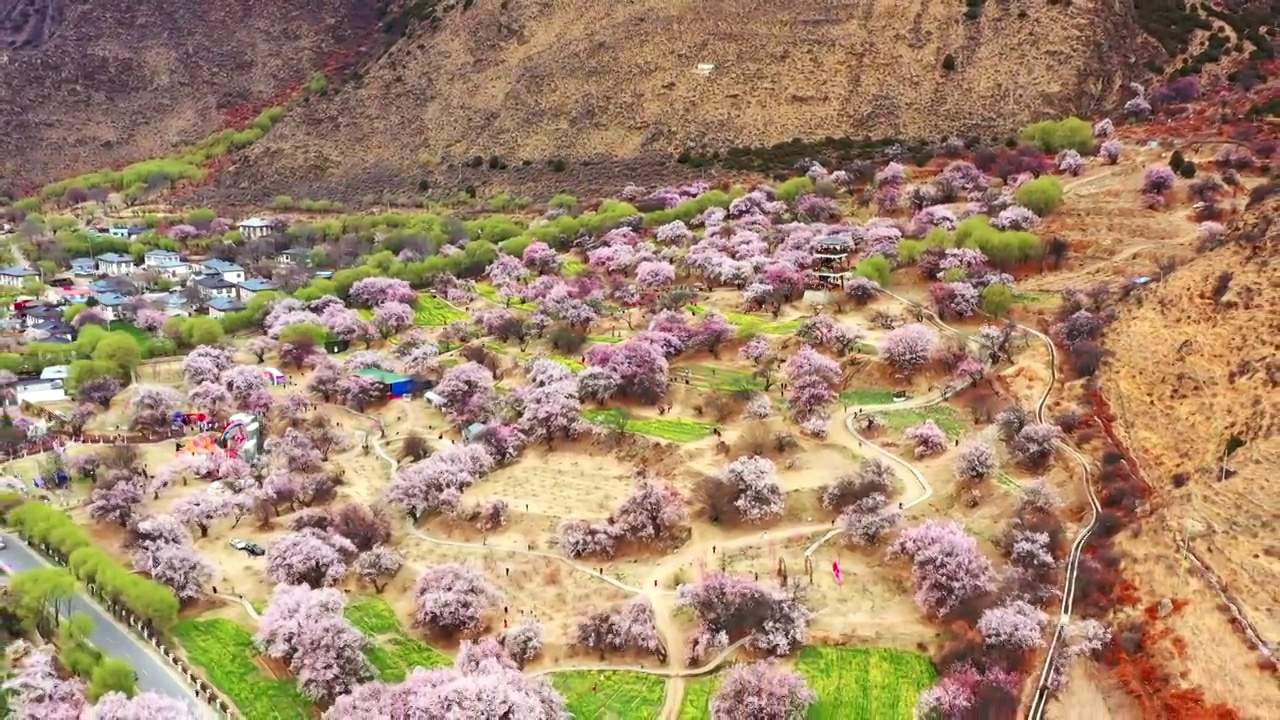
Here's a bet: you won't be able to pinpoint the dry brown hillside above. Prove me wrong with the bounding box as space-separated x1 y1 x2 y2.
1103 187 1280 714
0 0 383 194
218 0 1139 202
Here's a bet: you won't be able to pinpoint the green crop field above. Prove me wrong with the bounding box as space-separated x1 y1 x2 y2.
552 670 666 719
414 295 468 326
588 334 624 344
582 408 715 442
678 675 723 718
677 364 765 393
687 305 800 335
875 405 967 439
797 647 937 719
172 618 312 720
344 596 450 682
838 388 897 406
678 647 933 719
474 282 537 310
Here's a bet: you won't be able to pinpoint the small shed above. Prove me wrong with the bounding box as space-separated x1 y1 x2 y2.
463 422 488 443
355 368 414 399
423 391 447 408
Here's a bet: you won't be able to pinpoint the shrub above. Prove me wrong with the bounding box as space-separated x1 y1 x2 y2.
1019 117 1094 153
1014 176 1064 216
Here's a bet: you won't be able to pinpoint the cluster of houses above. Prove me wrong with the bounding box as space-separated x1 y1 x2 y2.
0 217 315 345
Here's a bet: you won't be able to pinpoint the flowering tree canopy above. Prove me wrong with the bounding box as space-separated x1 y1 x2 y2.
435 362 496 428
904 419 948 457
677 572 810 664
888 519 995 617
182 345 234 386
349 277 418 307
265 529 354 588
711 661 816 720
706 456 785 524
256 584 373 703
784 345 841 423
411 563 503 637
879 324 938 375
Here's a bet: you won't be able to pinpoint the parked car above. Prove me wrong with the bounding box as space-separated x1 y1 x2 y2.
228 538 265 556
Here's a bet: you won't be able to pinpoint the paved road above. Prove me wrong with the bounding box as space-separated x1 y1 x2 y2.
0 533 203 708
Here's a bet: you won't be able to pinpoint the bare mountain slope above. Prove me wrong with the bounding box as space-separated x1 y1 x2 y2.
1104 188 1280 713
220 0 1137 201
0 0 382 194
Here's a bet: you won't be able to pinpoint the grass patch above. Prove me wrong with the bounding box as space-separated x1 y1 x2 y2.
838 388 896 406
172 618 312 720
551 670 666 719
875 405 967 439
679 674 723 718
588 334 624 344
677 364 764 393
582 408 715 442
688 305 801 335
1012 290 1050 305
562 259 587 277
414 295 468 326
344 596 450 682
797 646 937 719
475 282 537 310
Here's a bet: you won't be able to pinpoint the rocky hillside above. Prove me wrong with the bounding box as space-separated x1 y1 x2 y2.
212 0 1140 203
0 0 384 195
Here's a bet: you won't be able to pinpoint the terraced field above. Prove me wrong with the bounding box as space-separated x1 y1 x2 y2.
414 295 468 326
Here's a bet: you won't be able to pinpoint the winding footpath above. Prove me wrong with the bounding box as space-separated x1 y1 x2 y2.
873 290 1100 720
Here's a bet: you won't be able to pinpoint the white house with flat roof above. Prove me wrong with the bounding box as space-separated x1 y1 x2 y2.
238 217 274 240
96 253 135 277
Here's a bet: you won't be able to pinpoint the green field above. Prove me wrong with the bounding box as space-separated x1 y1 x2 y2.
414 295 468 326
875 405 967 439
678 647 934 719
581 408 715 442
687 305 800 335
677 364 765 393
797 647 936 719
678 675 723 718
588 334 624 344
552 670 666 719
562 259 588 277
474 282 537 310
172 618 312 720
838 388 897 407
344 596 450 682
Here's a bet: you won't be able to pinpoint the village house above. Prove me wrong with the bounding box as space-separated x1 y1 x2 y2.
107 225 145 240
91 292 129 322
20 304 64 328
237 217 274 241
0 266 39 289
198 258 246 284
274 248 312 265
27 320 75 344
144 250 192 281
206 296 244 318
95 253 136 277
89 276 138 297
70 258 98 276
193 275 237 300
237 278 277 303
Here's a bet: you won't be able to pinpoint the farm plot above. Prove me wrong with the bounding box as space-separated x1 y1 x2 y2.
678 674 723 718
797 646 937 720
172 618 312 720
688 305 801 335
838 388 897 406
874 405 967 439
581 408 715 442
551 670 666 719
414 295 468 326
676 364 764 393
475 282 536 310
344 596 451 682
